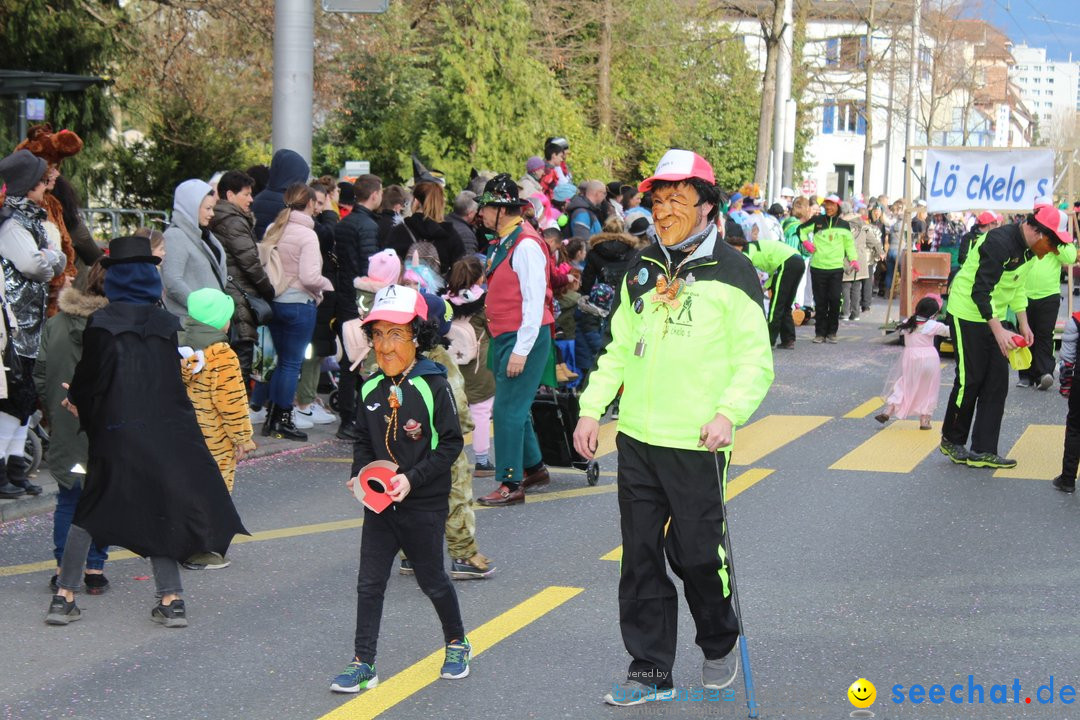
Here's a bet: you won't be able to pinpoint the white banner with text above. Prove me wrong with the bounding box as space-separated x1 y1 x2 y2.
924 148 1055 213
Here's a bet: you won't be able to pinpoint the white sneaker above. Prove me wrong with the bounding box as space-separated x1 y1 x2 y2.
291 409 314 429
249 407 267 424
298 403 336 425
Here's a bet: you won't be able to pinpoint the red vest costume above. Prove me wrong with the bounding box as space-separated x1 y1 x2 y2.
486 224 555 337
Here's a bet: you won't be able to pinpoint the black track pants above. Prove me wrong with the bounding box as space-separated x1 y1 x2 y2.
615 433 739 688
942 316 1009 455
768 256 805 346
810 267 844 338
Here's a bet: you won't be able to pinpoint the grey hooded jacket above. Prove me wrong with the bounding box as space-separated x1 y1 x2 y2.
161 179 228 320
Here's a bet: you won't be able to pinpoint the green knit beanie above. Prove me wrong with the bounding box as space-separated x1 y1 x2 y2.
187 288 235 330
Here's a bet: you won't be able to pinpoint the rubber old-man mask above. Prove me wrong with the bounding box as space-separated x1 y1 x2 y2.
652 182 709 247
370 320 417 378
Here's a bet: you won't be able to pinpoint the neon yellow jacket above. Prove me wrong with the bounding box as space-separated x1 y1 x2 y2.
798 214 857 270
1025 242 1077 301
745 237 799 275
949 226 1034 323
579 229 774 452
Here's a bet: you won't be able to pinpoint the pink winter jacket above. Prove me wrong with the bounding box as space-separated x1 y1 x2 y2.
276 211 333 303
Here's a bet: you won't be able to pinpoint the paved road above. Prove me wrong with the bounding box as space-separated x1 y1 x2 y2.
2 302 1078 720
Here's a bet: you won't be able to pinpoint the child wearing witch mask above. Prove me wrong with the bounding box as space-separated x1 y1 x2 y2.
331 284 468 694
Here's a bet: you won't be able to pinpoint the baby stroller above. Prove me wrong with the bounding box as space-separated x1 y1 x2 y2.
531 386 600 486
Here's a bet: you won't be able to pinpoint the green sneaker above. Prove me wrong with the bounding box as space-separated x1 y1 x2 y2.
939 440 971 465
965 452 1017 469
331 659 378 693
440 637 471 679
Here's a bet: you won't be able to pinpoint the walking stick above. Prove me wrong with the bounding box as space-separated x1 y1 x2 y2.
714 452 759 718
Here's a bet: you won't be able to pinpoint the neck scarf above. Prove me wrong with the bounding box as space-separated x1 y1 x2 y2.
3 196 47 249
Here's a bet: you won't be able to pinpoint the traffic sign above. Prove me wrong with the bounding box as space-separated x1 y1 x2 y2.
800 178 817 197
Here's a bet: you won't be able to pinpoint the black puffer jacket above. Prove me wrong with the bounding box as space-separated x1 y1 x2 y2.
209 200 275 344
334 205 380 321
580 230 641 295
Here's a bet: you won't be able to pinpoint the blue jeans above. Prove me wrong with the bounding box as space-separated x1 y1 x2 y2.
884 249 898 295
53 482 108 570
268 300 317 408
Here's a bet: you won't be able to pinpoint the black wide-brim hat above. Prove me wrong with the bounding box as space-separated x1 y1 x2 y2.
101 235 162 267
476 172 531 208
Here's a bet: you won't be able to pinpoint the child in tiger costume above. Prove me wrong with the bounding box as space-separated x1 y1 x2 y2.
179 288 256 569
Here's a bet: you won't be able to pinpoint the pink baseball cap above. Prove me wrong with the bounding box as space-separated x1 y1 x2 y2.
362 284 429 326
639 149 715 193
823 194 842 205
976 211 999 225
1033 203 1074 244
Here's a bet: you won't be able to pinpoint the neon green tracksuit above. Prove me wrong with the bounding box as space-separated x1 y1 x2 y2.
579 228 774 451
578 227 774 686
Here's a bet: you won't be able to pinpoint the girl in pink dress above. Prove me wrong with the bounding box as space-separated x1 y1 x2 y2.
876 296 950 430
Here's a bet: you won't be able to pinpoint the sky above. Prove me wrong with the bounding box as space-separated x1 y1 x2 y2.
977 0 1078 62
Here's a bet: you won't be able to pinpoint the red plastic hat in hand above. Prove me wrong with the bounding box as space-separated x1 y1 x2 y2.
352 460 399 513
1011 335 1029 348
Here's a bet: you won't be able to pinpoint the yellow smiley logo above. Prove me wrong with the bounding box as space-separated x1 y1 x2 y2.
848 678 876 709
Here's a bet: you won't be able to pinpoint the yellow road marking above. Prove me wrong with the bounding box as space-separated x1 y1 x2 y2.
600 468 773 562
0 517 366 578
830 420 943 473
994 424 1064 479
318 586 583 720
0 519 365 578
0 477 628 578
731 415 831 466
843 397 884 419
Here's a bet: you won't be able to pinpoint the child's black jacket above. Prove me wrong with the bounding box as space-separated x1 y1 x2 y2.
351 358 463 512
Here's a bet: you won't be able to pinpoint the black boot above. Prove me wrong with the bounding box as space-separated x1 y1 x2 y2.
7 455 41 496
271 405 308 441
261 403 278 437
0 457 24 498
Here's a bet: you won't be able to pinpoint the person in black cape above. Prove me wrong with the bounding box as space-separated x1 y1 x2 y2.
45 235 248 628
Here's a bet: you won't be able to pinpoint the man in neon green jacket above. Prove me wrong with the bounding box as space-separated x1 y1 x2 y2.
1018 239 1077 389
942 204 1074 469
797 194 857 343
572 150 773 707
727 229 803 349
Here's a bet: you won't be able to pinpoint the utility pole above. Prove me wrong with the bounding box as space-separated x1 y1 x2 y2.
272 0 315 164
860 0 875 200
902 0 921 321
883 40 897 197
770 0 793 202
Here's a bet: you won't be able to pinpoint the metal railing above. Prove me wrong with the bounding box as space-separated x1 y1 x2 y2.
81 208 170 243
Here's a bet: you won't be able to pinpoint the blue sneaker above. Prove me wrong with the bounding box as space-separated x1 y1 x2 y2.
440 637 471 679
330 659 378 693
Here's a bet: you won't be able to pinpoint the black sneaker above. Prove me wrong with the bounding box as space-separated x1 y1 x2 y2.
399 558 414 576
939 440 971 464
48 574 59 593
1017 377 1034 388
336 422 361 441
84 573 109 595
965 452 1017 469
1052 475 1076 493
45 594 81 625
473 461 495 478
151 599 188 628
451 555 495 580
